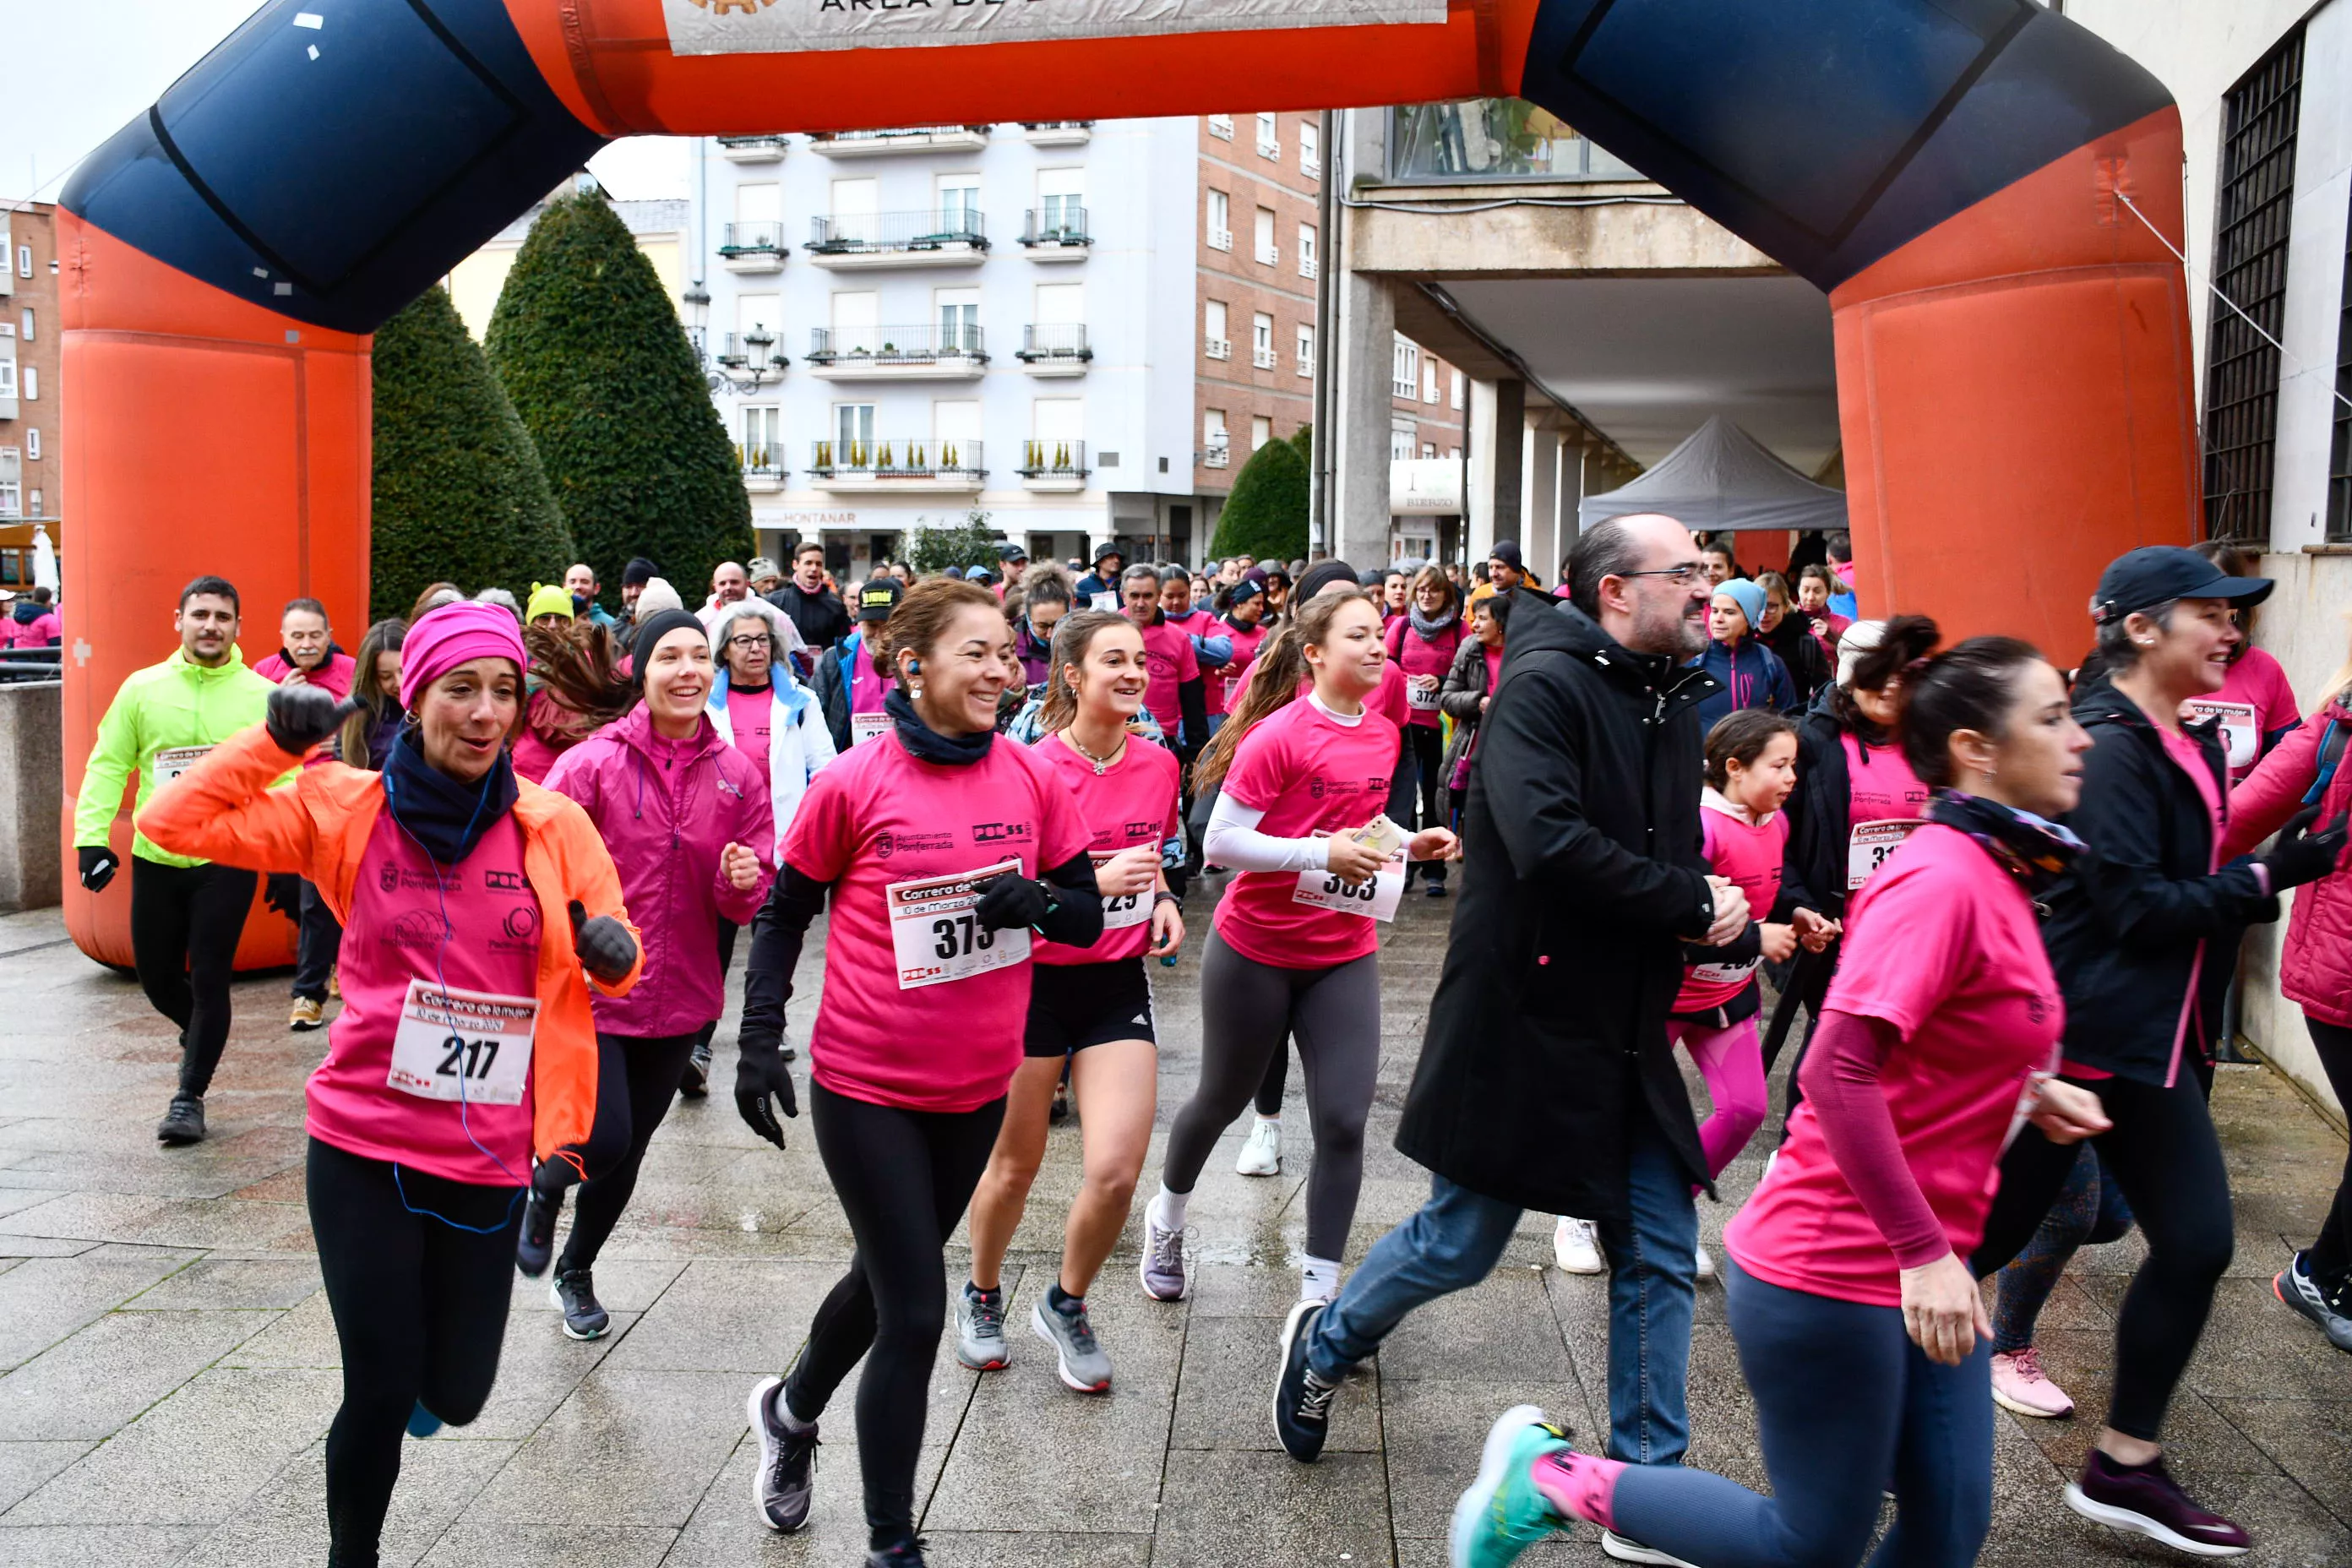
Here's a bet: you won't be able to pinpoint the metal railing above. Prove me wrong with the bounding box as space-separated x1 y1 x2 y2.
738 446 788 476
1017 324 1092 362
721 221 786 257
1016 439 1087 477
1021 122 1094 133
1386 100 1640 183
810 438 984 478
0 645 59 684
1207 226 1232 252
808 324 987 364
808 210 988 253
811 125 990 146
717 134 787 154
1204 335 1230 361
1020 208 1091 247
1299 254 1319 280
716 332 787 368
1251 345 1277 370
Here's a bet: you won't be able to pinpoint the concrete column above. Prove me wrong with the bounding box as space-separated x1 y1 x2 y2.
1465 377 1525 564
1330 270 1396 568
1526 426 1562 587
0 682 62 912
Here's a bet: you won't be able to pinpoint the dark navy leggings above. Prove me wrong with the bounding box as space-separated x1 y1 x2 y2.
1610 1258 1993 1568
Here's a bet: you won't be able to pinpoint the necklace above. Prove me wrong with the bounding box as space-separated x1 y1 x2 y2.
1063 726 1126 776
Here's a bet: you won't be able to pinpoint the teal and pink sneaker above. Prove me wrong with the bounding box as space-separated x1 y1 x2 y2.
1448 1405 1573 1568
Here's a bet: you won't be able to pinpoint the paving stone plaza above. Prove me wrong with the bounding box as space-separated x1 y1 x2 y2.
1 888 2349 1567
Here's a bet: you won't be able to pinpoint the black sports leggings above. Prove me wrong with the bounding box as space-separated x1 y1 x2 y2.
1970 1064 2232 1441
2303 1017 2352 1279
784 1081 1005 1552
130 858 257 1097
1403 723 1447 882
308 1137 520 1568
536 1031 697 1274
1162 934 1381 1260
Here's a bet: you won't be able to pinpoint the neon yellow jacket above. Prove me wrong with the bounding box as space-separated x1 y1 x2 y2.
75 645 279 868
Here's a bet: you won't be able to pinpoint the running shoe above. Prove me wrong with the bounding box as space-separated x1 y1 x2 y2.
1237 1117 1282 1176
1447 1404 1570 1568
954 1284 1009 1371
515 1184 558 1278
1140 1206 1188 1301
156 1094 206 1146
1427 878 1448 897
1032 1295 1113 1392
1601 1531 1698 1566
1693 1244 1715 1283
1272 1298 1339 1462
1553 1217 1603 1276
2065 1449 2250 1557
289 997 324 1032
866 1540 928 1567
406 1400 444 1439
1990 1347 2076 1418
550 1266 609 1340
2273 1250 2352 1353
679 1040 711 1098
746 1375 819 1533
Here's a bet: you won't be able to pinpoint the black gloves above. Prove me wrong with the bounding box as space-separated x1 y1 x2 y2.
2259 805 2351 892
77 846 118 894
263 873 303 919
265 683 359 754
973 874 1053 933
566 900 638 983
735 1044 800 1149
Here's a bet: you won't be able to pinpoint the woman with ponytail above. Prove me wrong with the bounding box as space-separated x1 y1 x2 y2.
513 618 636 783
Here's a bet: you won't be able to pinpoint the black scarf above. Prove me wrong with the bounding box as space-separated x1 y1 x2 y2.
1926 790 2082 900
885 687 994 767
383 729 520 864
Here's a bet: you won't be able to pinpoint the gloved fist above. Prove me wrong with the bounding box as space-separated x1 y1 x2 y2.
566 900 638 983
77 846 118 894
263 873 303 919
973 873 1051 933
266 683 360 755
2260 805 2351 891
734 1045 800 1149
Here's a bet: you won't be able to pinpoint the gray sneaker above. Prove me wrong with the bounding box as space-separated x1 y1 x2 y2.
955 1284 1010 1370
1139 1208 1187 1301
2275 1251 2352 1353
745 1375 818 1533
1032 1295 1113 1392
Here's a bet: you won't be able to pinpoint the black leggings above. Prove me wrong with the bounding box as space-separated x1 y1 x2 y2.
1970 1065 2232 1441
1162 933 1381 1260
130 858 257 1097
2304 1017 2352 1279
536 1031 697 1274
1403 723 1447 884
693 920 742 1055
784 1081 1005 1552
308 1137 520 1568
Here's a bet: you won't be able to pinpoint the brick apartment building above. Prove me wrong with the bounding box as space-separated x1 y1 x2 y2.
0 202 59 591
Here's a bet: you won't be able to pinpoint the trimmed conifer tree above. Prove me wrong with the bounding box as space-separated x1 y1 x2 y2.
370 286 574 622
1209 432 1309 562
486 192 752 611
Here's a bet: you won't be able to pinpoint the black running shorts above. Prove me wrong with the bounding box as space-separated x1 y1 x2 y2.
1024 956 1157 1057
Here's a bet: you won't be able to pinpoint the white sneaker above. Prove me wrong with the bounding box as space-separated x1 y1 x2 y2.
1694 1243 1715 1282
1236 1117 1282 1177
1553 1217 1603 1275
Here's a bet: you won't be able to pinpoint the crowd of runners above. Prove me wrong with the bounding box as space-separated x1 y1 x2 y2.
71 518 2352 1568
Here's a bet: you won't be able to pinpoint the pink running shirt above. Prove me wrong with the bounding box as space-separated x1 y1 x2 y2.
726 684 775 777
1030 731 1183 965
2184 645 2300 781
1672 801 1786 1013
1132 615 1201 735
1209 620 1270 717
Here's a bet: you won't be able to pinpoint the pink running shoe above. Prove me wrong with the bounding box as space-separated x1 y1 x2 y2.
1990 1348 2074 1419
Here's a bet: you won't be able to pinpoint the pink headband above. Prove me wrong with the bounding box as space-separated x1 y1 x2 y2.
400 601 527 711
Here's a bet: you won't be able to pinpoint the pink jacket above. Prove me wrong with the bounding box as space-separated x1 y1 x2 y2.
543 704 776 1037
2224 696 2352 1029
253 648 357 699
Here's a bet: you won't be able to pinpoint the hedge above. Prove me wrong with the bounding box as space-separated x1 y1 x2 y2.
1208 433 1309 562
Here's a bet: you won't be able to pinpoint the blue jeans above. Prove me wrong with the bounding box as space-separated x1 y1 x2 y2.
1308 1112 1697 1464
1611 1258 1992 1568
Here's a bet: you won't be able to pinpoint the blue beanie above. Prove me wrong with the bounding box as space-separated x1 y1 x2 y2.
1714 578 1767 633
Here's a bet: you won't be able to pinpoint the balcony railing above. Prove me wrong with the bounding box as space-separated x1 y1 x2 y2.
1255 243 1279 266
1020 208 1091 249
1207 115 1233 139
1208 226 1232 252
738 445 788 476
1021 122 1093 144
1017 439 1088 479
808 125 991 155
1386 99 1640 183
1204 336 1230 361
1251 345 1277 370
1299 254 1319 280
1302 154 1321 179
1203 442 1231 468
808 210 988 255
721 221 786 257
715 332 788 369
1257 137 1281 160
717 134 787 160
807 324 987 365
810 438 984 480
1016 324 1092 363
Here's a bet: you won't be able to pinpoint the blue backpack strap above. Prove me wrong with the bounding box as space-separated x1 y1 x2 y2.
2306 716 2347 808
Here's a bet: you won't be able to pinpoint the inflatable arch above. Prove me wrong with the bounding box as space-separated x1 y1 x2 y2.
57 0 2195 966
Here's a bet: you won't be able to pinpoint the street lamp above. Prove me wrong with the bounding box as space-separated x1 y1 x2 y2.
719 319 787 392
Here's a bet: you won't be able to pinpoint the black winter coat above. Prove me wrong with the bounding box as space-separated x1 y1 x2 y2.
766 583 852 656
809 640 856 755
1394 592 1722 1220
2044 679 2277 1086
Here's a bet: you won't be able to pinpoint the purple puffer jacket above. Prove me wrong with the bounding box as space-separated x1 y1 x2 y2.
544 704 776 1037
2224 695 2352 1030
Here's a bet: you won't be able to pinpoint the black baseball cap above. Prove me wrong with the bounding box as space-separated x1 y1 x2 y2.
2090 546 2273 624
854 577 903 623
997 542 1028 564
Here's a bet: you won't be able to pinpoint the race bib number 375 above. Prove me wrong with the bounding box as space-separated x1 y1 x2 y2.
887 859 1030 989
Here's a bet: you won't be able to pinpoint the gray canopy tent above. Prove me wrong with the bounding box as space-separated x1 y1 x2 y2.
1576 416 1848 534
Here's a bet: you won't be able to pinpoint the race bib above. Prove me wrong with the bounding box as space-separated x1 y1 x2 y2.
154 745 215 785
1688 956 1761 988
886 859 1030 989
1407 677 1441 712
1222 673 1243 709
386 980 539 1106
2181 698 2257 770
1093 849 1151 930
851 711 892 747
1293 858 1406 922
1848 819 1921 892
1090 592 1119 612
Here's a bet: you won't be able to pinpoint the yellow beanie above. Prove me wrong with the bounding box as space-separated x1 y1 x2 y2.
524 582 574 623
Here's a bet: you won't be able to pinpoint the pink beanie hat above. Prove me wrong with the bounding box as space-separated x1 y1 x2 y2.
400 601 528 711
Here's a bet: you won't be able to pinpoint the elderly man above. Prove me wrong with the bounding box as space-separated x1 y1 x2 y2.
747 556 785 598
1271 515 1745 1568
710 561 750 613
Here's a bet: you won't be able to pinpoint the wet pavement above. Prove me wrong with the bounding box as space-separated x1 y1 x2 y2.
1 883 2348 1567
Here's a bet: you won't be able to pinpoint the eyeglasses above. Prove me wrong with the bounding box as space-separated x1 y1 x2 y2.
727 634 772 651
1614 564 1708 586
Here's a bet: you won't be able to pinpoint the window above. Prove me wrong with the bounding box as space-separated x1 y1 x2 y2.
24 428 37 461
742 407 781 469
1424 361 1439 403
736 181 780 223
18 308 30 342
1256 113 1280 158
1206 189 1232 251
1392 336 1419 400
1422 442 1437 460
937 177 981 230
835 403 875 454
2202 29 2304 542
1037 166 1084 237
1451 368 1465 409
1251 415 1274 451
1252 312 1275 369
1390 421 1416 460
1296 324 1315 377
1207 114 1233 140
2333 193 2352 542
0 449 18 519
935 286 980 352
828 290 877 355
14 247 27 280
1204 300 1229 359
1254 207 1277 266
0 357 14 400
1204 409 1229 466
934 398 982 444
830 176 878 222
1300 122 1320 178
1298 224 1317 279
19 366 34 402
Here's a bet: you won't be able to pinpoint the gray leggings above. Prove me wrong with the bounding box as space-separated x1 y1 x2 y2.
1161 932 1381 1260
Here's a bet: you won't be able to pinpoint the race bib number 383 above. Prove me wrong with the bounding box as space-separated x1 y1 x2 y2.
887 859 1030 989
387 981 539 1105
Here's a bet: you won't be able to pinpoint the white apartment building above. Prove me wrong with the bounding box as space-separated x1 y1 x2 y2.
685 122 1209 580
